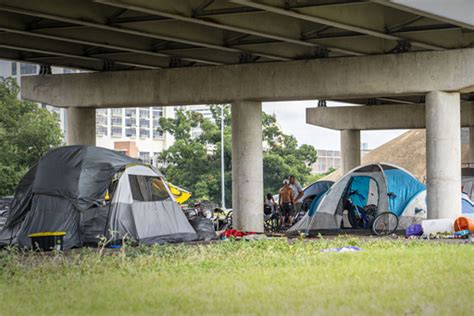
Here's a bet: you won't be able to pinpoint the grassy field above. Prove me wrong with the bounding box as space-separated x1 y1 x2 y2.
0 237 473 315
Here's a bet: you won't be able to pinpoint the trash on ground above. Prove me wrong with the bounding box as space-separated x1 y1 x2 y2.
221 229 256 239
454 216 474 233
320 246 363 253
405 223 423 237
421 218 454 235
189 217 217 241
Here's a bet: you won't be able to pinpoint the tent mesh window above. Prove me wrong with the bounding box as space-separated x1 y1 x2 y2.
129 175 171 202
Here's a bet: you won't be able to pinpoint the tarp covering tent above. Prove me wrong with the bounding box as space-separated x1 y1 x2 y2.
0 146 197 249
288 163 427 233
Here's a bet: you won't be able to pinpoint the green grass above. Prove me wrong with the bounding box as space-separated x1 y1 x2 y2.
0 237 473 315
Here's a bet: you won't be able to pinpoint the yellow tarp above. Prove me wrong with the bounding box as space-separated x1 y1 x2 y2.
167 182 192 204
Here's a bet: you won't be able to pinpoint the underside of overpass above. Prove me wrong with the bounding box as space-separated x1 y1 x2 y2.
1 0 474 231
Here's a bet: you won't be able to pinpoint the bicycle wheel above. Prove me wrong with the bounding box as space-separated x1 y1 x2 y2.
372 212 399 236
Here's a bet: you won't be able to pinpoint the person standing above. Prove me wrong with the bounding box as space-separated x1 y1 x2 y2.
278 180 294 227
289 175 304 222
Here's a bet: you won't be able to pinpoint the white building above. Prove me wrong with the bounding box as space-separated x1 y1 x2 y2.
0 60 176 163
312 142 371 174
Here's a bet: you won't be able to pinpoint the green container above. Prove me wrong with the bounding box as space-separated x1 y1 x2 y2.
29 232 66 251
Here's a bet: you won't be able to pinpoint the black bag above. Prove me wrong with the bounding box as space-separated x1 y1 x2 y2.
189 217 217 241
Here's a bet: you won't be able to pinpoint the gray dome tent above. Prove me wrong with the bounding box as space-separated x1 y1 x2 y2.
0 146 197 249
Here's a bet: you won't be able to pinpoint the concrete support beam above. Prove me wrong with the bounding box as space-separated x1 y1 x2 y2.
426 91 461 219
341 130 361 174
232 101 263 232
306 101 474 130
66 107 96 145
470 127 474 168
21 49 474 108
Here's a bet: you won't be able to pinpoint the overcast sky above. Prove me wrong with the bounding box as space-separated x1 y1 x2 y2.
262 100 406 151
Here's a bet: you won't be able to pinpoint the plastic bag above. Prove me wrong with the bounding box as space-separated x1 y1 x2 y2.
405 223 423 237
189 217 217 241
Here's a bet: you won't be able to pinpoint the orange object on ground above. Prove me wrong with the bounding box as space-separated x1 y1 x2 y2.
454 216 474 233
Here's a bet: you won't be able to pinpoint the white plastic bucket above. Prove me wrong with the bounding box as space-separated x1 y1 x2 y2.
421 219 454 235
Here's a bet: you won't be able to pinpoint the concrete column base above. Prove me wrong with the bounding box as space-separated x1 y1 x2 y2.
66 107 96 145
426 91 461 219
232 101 264 232
341 129 361 174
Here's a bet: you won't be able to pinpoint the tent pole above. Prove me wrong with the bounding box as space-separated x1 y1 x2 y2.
221 104 226 209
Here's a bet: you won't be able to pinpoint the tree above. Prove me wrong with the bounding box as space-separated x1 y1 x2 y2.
158 106 317 207
0 77 63 196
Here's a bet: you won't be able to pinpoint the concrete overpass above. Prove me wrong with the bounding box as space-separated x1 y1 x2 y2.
1 0 474 230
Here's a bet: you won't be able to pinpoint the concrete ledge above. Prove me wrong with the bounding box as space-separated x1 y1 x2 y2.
21 48 474 108
306 102 474 130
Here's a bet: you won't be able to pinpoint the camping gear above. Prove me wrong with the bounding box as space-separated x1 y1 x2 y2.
288 163 427 234
461 193 474 213
454 216 474 233
300 180 335 212
189 217 217 241
405 224 423 237
29 232 65 251
0 146 198 249
372 212 399 236
421 219 454 235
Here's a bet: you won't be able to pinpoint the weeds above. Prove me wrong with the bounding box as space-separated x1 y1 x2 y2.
0 238 472 315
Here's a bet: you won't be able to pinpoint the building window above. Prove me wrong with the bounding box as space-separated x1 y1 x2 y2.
153 130 163 139
20 63 37 75
139 152 150 160
152 118 161 129
153 107 163 118
11 63 17 76
125 108 136 117
139 128 149 138
111 108 122 116
139 118 149 128
125 127 136 137
111 117 122 126
139 109 150 118
112 127 122 137
125 118 136 127
97 125 108 136
96 116 107 125
97 108 107 115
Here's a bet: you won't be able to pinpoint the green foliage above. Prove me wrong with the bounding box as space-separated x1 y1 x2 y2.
0 77 63 196
158 106 317 206
0 239 471 315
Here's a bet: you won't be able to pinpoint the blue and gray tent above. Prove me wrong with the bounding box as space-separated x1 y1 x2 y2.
288 163 428 233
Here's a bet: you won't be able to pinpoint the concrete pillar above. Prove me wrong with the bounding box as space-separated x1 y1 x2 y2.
426 91 461 219
469 127 474 168
66 107 96 145
231 101 263 232
341 129 361 174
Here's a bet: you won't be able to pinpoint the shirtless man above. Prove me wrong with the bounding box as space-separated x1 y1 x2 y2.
278 179 294 227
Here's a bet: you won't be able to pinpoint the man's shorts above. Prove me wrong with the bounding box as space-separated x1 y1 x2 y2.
281 203 294 217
